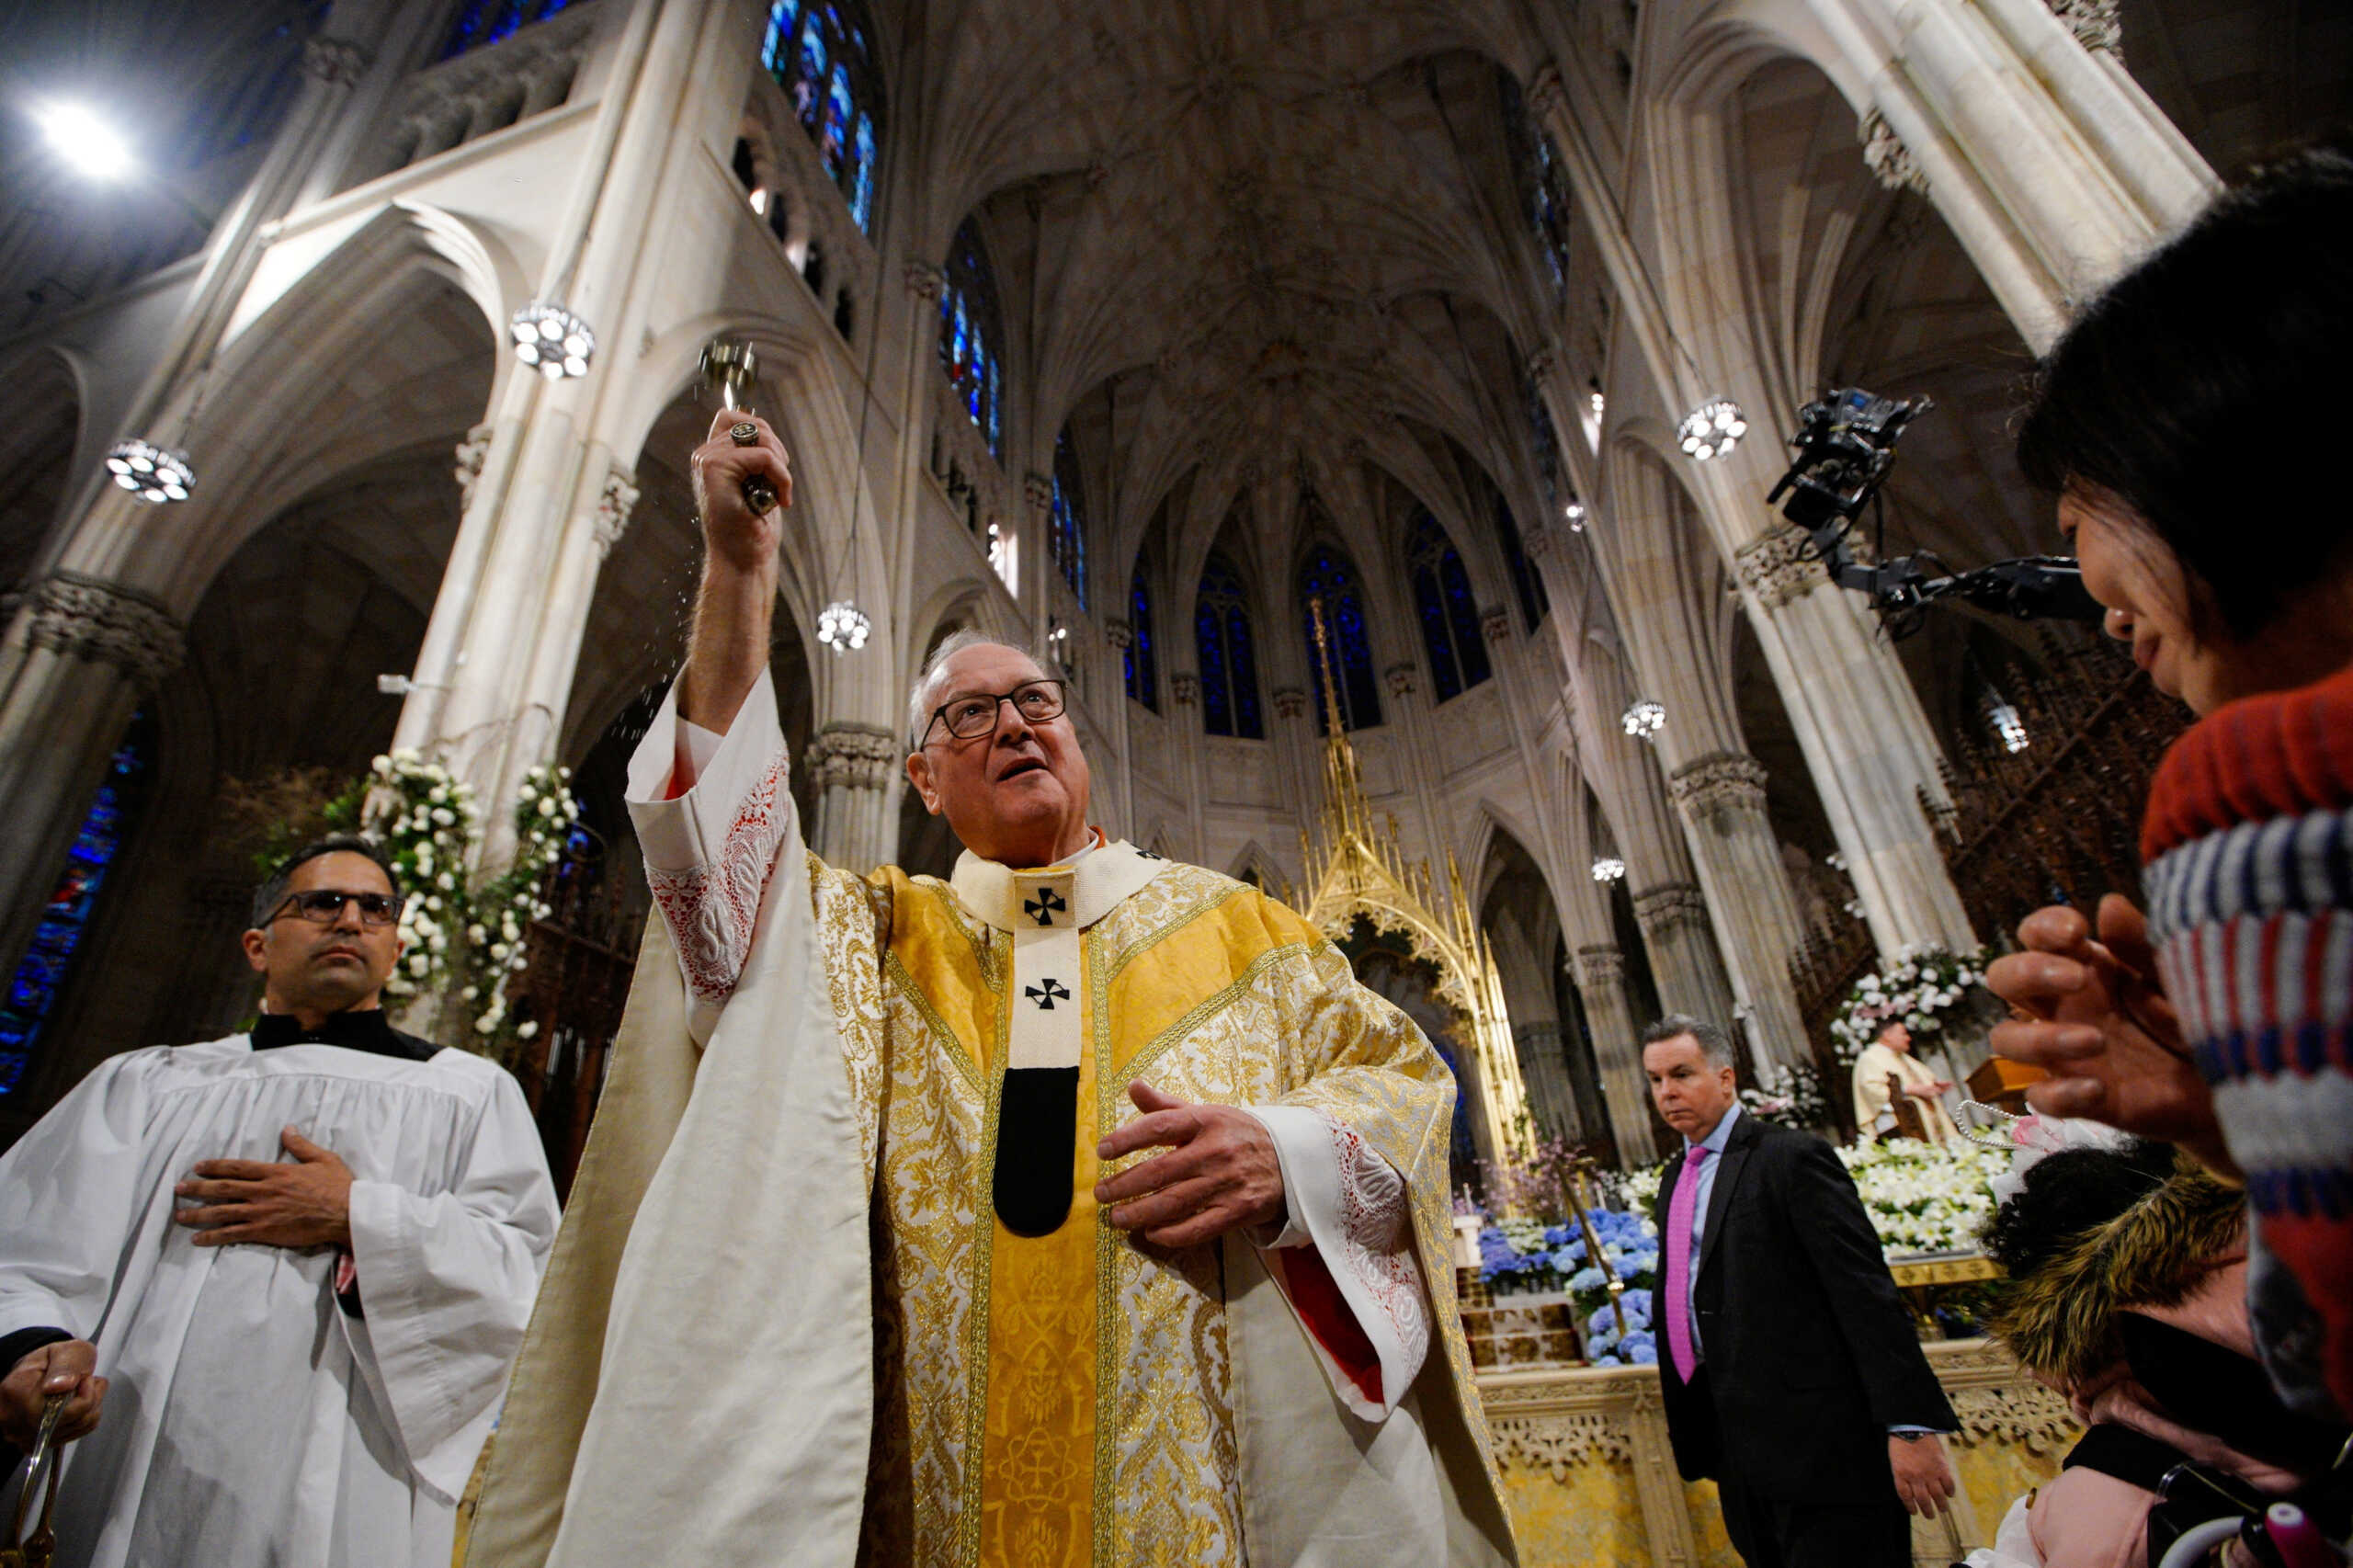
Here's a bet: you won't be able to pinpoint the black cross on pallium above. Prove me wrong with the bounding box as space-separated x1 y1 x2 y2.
1023 888 1066 926
1024 977 1070 1010
1136 848 1164 860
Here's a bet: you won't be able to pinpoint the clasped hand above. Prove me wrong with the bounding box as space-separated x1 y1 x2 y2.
1095 1082 1285 1249
172 1125 355 1250
0 1339 103 1450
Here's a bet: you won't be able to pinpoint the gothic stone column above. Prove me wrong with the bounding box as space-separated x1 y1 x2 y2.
804 722 900 873
1573 943 1658 1165
1631 880 1738 1038
1513 1020 1582 1144
1667 750 1813 1072
0 574 187 1004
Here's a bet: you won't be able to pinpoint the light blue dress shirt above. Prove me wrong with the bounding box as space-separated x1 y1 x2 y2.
1677 1100 1741 1362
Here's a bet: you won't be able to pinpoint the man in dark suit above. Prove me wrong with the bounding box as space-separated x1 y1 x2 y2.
1642 1014 1958 1566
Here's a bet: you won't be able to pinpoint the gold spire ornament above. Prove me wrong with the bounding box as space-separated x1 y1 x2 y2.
1287 599 1536 1165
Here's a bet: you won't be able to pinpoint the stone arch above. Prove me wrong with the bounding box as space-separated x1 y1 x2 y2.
0 347 87 597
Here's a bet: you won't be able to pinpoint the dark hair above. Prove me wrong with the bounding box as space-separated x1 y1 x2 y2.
2016 142 2353 639
1640 1013 1735 1070
250 835 402 928
1979 1142 2177 1278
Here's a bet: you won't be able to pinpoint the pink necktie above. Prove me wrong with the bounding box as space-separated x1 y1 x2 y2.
1664 1146 1712 1382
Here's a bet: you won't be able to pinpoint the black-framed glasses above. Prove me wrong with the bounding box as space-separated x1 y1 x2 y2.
925 678 1068 742
271 890 404 927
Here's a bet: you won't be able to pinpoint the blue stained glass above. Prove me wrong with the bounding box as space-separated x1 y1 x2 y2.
1299 544 1380 732
940 222 1006 459
0 713 153 1096
1199 598 1231 735
823 65 852 175
850 115 876 233
1127 569 1158 710
986 359 1002 450
1406 512 1489 702
761 0 797 70
1229 605 1262 738
796 13 828 129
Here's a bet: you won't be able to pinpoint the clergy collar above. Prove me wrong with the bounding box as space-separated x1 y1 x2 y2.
949 834 1166 933
251 1007 439 1062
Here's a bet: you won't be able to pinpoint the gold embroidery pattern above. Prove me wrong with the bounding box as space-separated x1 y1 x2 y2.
1095 864 1248 983
887 953 986 1096
812 855 888 1174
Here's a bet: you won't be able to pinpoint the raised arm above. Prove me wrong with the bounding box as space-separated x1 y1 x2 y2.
622 412 803 1033
681 407 792 733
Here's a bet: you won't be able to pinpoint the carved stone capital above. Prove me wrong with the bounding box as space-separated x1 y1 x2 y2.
1480 605 1512 644
1667 750 1769 820
303 36 373 85
1631 881 1711 943
595 464 640 558
1733 524 1829 610
1103 617 1133 651
1520 519 1557 561
1573 942 1625 990
2049 0 2121 56
24 572 187 689
904 261 944 300
1382 662 1417 699
1525 345 1556 382
454 423 494 505
1273 687 1307 720
803 723 899 791
1171 671 1199 706
1858 108 1929 197
1526 65 1567 121
1023 471 1053 510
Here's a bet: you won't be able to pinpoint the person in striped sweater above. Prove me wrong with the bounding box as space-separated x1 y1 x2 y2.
1987 142 2353 1423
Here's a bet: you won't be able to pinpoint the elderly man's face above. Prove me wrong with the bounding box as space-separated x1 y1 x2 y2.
905 642 1093 868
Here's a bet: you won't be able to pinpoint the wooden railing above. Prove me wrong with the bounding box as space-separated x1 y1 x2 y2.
506 851 646 1198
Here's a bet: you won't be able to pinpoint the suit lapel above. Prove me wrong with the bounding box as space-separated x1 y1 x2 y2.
1652 1147 1686 1237
1693 1114 1758 1280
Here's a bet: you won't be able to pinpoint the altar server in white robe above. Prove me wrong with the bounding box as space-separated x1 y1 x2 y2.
0 835 560 1568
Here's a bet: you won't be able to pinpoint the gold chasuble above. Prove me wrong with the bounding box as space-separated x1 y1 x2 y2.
466 802 1517 1566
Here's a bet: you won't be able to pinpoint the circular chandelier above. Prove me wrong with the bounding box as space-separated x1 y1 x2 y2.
1676 397 1747 460
104 439 193 505
1621 699 1665 740
1563 500 1586 533
816 598 870 653
1590 856 1626 884
509 303 596 381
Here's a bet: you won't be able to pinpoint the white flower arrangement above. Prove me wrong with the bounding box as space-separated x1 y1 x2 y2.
1835 1136 2011 1258
350 753 577 1051
1739 1060 1829 1130
1829 942 1988 1067
364 751 478 1005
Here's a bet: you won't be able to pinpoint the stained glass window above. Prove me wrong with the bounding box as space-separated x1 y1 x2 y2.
759 0 885 236
1298 543 1381 733
1493 495 1548 631
1050 432 1088 608
939 220 1006 460
1195 553 1263 739
1125 566 1158 711
0 711 154 1096
1407 512 1491 702
1502 74 1574 302
441 0 576 61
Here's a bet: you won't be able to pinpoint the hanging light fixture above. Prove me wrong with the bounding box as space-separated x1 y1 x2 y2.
1676 397 1748 460
817 598 870 653
1590 856 1626 883
1621 698 1665 740
1988 701 2030 754
1563 500 1586 533
509 303 596 381
104 438 193 505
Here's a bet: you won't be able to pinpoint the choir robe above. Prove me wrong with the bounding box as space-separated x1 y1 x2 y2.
463 669 1517 1568
0 1028 559 1568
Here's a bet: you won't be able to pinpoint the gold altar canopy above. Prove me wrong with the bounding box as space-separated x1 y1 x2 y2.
1286 603 1535 1168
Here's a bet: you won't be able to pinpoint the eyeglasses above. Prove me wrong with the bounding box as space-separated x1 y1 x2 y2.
925 678 1068 743
270 890 404 927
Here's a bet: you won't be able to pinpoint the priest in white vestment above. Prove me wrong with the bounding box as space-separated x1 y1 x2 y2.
463 413 1518 1566
0 836 560 1568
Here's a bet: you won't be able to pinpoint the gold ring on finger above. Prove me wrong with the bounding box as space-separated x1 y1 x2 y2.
729 421 760 447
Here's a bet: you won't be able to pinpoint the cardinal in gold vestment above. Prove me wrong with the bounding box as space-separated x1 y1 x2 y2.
461 414 1517 1568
